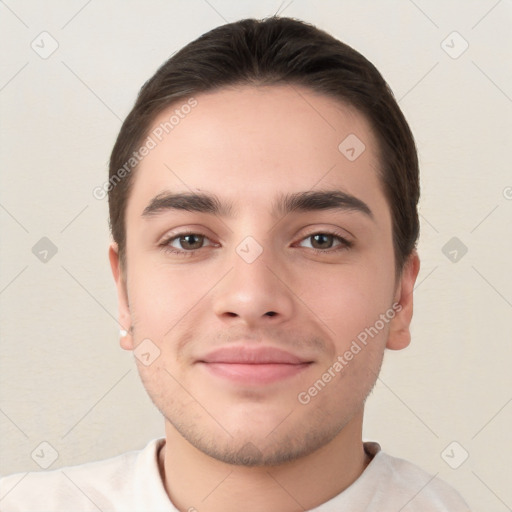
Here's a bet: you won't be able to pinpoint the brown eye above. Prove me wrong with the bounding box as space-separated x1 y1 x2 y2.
177 234 205 250
297 232 352 253
310 233 335 249
160 231 217 257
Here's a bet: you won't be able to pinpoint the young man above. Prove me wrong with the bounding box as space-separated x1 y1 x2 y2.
0 16 470 511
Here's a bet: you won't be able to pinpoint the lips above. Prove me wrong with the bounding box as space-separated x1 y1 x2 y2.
198 346 310 365
197 346 313 385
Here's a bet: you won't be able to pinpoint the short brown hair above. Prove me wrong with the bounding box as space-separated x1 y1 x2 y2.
108 16 419 275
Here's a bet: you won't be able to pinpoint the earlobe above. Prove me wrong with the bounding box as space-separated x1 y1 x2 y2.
119 329 133 350
386 251 421 351
109 242 134 351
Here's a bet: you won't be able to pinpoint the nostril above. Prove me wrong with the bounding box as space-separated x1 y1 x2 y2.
265 311 277 317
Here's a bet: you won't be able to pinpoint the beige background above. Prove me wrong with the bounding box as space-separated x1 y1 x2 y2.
1 1 511 510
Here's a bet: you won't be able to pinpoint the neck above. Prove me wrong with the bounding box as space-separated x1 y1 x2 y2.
158 410 370 512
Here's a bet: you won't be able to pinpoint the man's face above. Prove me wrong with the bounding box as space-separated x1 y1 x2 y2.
110 85 418 466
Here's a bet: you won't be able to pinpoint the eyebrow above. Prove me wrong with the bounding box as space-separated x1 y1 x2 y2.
141 189 373 219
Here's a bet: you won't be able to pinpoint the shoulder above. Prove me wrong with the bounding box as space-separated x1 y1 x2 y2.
374 449 471 511
0 438 166 512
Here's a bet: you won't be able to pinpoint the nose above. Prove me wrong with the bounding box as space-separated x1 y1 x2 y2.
212 244 295 327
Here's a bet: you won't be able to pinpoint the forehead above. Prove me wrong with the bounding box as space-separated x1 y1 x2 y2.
127 84 386 219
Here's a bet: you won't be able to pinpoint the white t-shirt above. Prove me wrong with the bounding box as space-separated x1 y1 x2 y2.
0 438 470 511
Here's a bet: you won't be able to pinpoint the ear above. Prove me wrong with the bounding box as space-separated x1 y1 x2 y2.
386 250 421 351
109 242 134 350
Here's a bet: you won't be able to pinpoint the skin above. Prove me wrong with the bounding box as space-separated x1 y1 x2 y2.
109 84 420 512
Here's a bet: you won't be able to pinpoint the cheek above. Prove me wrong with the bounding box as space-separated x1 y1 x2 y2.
297 261 395 342
127 259 215 336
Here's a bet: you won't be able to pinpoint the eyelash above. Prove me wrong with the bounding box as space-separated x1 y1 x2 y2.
159 230 353 258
